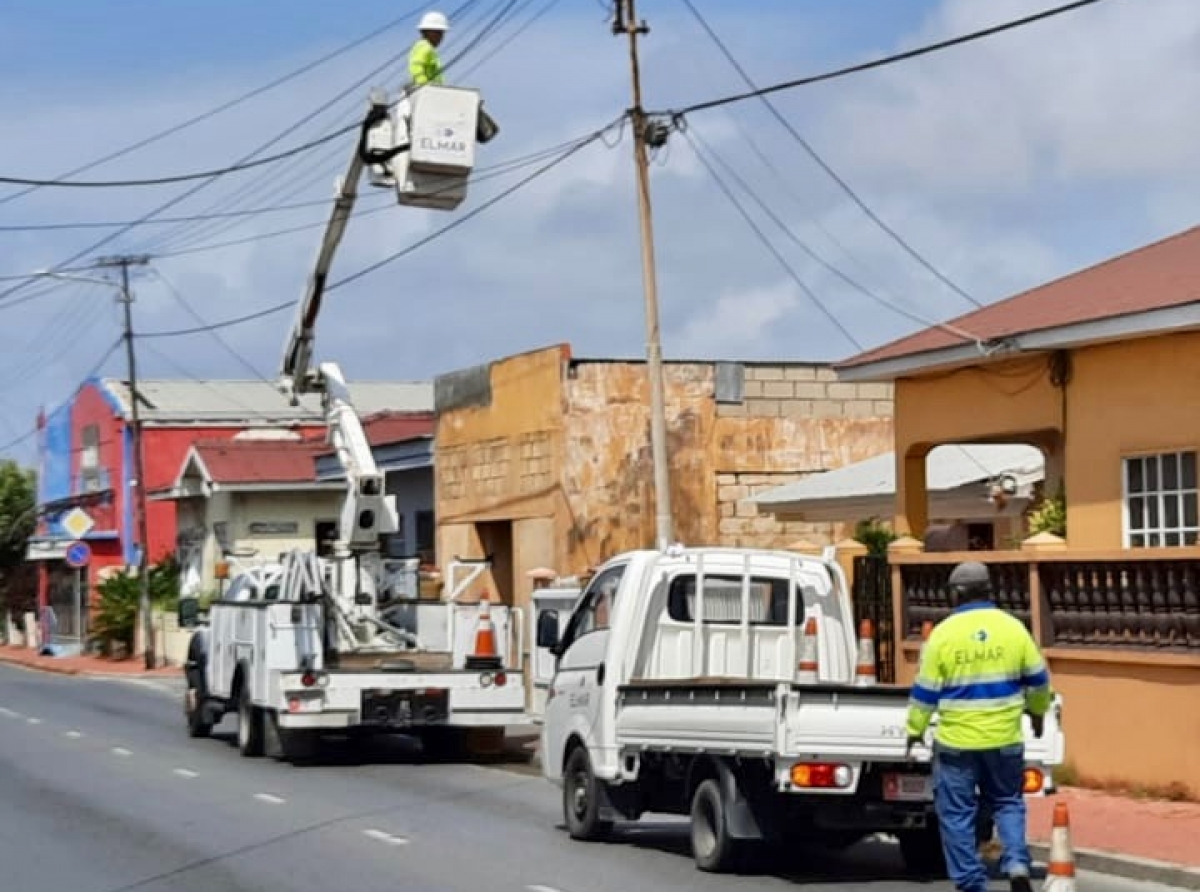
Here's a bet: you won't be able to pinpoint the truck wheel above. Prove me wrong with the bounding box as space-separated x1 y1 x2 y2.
690 778 739 873
237 686 264 757
184 686 212 739
563 747 612 841
897 825 947 877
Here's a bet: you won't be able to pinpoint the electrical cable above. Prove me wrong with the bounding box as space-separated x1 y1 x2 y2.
677 129 863 351
0 5 429 207
679 0 983 310
139 120 623 337
687 126 983 343
0 335 124 454
666 0 1112 116
0 0 488 308
145 132 611 261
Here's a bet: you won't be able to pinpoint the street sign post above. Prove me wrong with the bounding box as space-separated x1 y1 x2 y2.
64 533 92 652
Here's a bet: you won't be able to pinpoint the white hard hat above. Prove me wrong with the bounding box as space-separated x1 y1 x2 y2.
419 11 449 31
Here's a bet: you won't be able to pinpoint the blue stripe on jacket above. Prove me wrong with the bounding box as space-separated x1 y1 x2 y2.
940 678 1021 701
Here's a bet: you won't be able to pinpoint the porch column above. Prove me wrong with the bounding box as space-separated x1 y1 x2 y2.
895 446 930 538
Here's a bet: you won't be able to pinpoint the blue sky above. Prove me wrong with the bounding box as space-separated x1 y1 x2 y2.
1 0 1196 464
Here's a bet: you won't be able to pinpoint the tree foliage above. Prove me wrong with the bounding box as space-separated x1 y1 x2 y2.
0 461 37 615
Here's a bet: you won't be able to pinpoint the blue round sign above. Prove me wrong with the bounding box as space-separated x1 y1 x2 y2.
65 541 91 569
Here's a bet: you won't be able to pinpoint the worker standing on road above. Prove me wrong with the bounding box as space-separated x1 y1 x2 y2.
905 561 1054 892
409 11 449 86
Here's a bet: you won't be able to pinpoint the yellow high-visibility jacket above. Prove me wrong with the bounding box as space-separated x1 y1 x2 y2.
906 600 1053 750
409 38 445 86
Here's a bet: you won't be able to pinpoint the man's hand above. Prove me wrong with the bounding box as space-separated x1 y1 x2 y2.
905 734 924 760
1029 712 1045 739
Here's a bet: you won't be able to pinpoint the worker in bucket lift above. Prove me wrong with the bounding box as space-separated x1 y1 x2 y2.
409 11 449 86
904 561 1053 892
368 10 450 188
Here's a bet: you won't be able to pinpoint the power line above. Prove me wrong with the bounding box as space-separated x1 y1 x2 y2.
139 122 622 339
677 129 863 351
144 131 613 261
326 122 618 292
0 0 489 309
0 6 426 207
0 126 363 189
679 0 983 310
666 0 1112 116
687 125 982 343
0 335 124 454
0 195 390 233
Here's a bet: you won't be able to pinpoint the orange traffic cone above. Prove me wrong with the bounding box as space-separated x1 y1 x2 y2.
854 618 877 686
1042 801 1077 891
465 591 503 671
796 617 819 683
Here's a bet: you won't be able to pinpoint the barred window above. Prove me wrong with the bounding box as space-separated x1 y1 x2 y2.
1123 452 1199 547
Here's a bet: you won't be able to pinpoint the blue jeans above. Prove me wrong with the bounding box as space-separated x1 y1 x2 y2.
933 743 1031 892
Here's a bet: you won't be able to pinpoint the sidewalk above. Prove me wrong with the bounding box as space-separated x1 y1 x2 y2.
1024 786 1200 888
0 645 179 678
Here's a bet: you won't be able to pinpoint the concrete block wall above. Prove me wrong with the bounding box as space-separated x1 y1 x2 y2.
717 471 840 547
718 364 894 419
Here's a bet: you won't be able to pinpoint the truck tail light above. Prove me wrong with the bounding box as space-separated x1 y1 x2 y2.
494 671 507 687
791 762 852 789
1023 767 1044 794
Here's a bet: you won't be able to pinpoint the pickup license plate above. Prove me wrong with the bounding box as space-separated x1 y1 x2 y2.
883 773 933 802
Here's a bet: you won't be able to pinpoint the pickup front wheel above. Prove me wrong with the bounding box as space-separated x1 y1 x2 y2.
563 747 612 840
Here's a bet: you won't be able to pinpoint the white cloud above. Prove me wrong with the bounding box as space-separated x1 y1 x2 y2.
671 281 801 359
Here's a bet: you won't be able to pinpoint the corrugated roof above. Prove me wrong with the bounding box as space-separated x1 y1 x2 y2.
98 378 433 423
839 225 1200 371
360 411 435 446
754 444 1045 507
192 439 324 484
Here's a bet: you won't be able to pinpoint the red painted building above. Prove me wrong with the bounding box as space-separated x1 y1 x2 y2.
29 376 433 641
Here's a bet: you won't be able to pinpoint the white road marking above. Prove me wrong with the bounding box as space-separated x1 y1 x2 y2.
254 793 285 805
173 768 198 779
528 885 565 892
111 747 132 757
362 829 408 846
63 730 83 739
26 717 42 725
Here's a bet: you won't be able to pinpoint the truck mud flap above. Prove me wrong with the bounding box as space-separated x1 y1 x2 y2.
361 687 448 727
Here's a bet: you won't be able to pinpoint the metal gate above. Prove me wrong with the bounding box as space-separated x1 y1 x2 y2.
852 554 894 684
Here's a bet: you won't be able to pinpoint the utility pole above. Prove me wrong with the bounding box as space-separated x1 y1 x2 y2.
614 0 673 550
97 255 154 669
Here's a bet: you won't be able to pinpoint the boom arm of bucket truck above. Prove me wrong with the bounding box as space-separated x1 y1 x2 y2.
273 86 483 653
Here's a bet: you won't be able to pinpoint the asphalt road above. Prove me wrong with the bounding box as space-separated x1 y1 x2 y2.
0 664 1187 892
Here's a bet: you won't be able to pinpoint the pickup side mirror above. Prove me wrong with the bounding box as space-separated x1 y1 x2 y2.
536 610 560 649
178 596 201 629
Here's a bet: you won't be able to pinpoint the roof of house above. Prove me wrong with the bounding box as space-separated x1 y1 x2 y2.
754 444 1045 508
838 225 1200 378
190 439 324 485
360 411 435 446
97 378 433 424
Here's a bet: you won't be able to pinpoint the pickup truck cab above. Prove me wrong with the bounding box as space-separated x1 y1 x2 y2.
538 545 1064 874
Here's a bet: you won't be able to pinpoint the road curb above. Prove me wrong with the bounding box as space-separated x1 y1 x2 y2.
1030 842 1200 889
0 652 177 680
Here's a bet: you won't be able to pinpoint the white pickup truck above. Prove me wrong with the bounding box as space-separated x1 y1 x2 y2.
538 545 1065 874
182 554 527 761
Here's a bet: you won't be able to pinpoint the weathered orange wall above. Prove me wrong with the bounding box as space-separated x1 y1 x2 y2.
435 346 894 611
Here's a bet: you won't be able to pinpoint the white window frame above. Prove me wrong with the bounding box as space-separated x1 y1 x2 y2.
1121 450 1200 548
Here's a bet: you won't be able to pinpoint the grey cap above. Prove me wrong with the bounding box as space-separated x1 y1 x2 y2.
947 561 991 599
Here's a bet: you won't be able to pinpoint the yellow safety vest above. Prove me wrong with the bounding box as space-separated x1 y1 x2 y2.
409 38 444 86
906 601 1053 751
